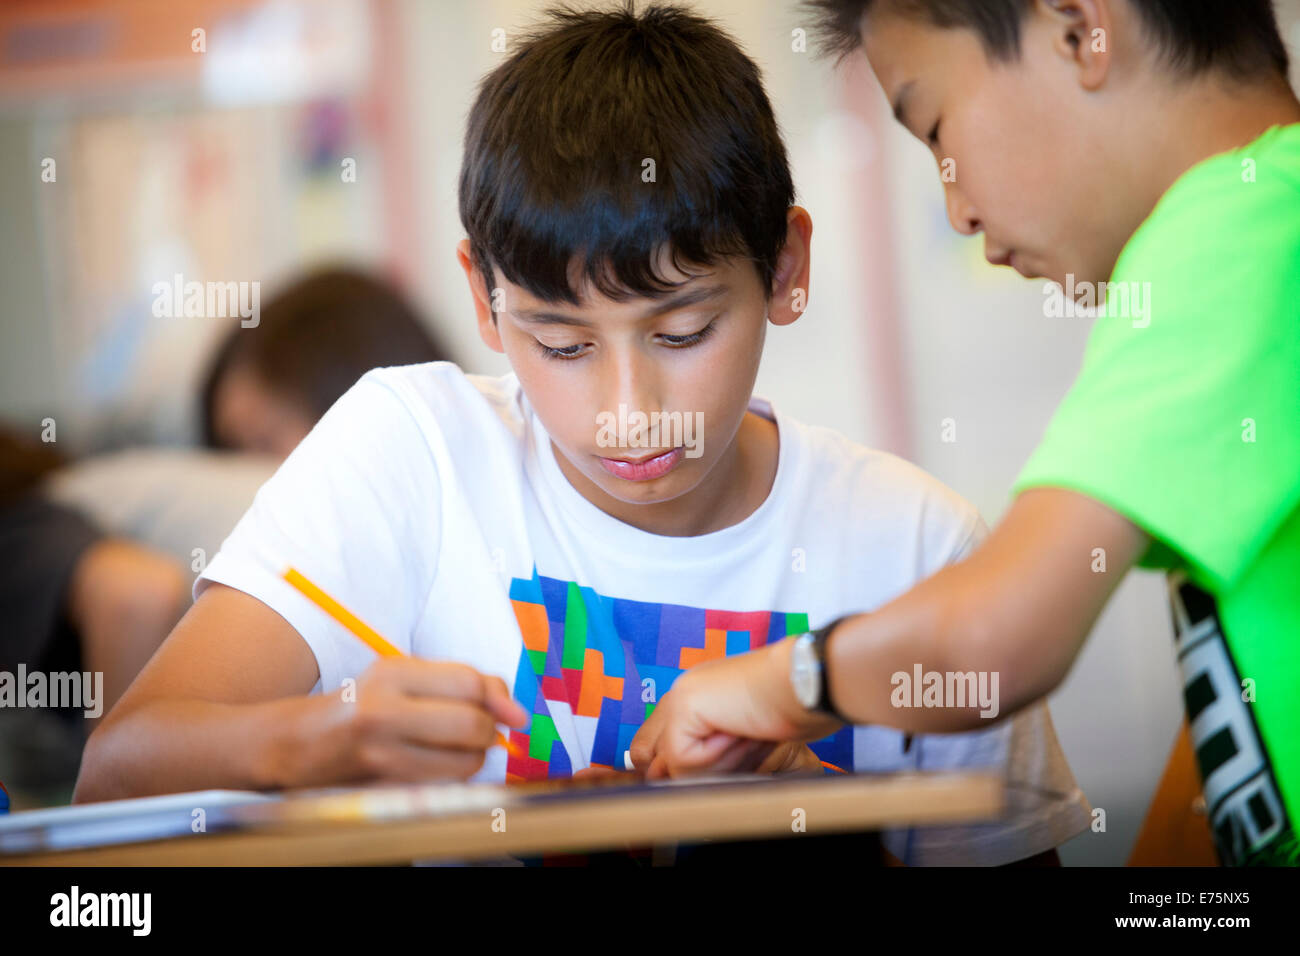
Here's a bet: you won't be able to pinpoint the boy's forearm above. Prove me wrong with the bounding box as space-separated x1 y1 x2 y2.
74 694 330 804
822 564 1036 733
822 489 1146 733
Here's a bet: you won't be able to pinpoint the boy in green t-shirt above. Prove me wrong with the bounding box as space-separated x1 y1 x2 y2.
633 0 1300 865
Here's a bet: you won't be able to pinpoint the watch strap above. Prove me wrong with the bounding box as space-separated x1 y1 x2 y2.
811 616 852 723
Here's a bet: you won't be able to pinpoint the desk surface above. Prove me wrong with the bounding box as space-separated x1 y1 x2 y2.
2 770 1004 866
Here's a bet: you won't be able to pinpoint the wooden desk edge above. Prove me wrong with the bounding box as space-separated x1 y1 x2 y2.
3 771 1004 866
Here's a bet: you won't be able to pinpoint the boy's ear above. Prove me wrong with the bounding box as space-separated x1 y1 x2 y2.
767 206 813 328
1040 0 1114 92
456 238 505 354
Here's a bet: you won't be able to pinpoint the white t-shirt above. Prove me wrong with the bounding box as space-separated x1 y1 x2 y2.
196 361 1090 865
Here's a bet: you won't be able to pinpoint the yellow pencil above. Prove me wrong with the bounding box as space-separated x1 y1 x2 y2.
282 566 523 759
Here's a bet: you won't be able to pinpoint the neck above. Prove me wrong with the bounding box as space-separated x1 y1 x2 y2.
1137 71 1300 213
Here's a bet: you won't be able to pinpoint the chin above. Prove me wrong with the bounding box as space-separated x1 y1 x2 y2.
596 474 690 507
589 459 708 507
1052 258 1110 290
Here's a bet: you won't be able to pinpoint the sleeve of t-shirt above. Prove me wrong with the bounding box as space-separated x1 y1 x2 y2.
1013 164 1300 592
194 370 442 693
885 519 1092 866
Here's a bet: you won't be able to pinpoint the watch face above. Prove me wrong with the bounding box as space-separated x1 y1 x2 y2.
790 634 820 709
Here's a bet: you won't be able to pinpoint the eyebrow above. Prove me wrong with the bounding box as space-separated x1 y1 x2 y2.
891 81 916 127
511 284 728 327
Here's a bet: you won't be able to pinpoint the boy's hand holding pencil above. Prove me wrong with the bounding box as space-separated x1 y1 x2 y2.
282 568 528 785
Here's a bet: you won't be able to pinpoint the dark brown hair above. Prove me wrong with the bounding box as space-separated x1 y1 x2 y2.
804 0 1290 79
459 2 795 305
200 266 450 448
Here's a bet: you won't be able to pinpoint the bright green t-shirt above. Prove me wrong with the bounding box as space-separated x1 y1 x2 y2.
1014 123 1300 866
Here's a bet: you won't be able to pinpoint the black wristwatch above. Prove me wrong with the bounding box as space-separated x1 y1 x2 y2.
788 616 852 723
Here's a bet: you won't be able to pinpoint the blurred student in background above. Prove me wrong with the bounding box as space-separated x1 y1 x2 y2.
0 428 187 723
0 426 187 800
3 265 449 805
201 266 451 460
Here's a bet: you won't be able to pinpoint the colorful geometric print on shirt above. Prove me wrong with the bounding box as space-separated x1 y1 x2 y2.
504 567 855 781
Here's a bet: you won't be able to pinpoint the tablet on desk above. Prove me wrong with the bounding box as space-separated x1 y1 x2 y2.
0 790 276 854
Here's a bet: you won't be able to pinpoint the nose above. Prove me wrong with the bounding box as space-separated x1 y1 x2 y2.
944 184 982 237
603 347 661 427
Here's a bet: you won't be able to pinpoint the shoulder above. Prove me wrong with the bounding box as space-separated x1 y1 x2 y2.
1088 131 1300 373
1118 127 1300 285
1149 124 1300 218
359 361 521 419
352 361 529 447
781 415 985 566
793 418 981 527
263 362 531 498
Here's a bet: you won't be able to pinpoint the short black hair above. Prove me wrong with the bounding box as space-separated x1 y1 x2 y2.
804 0 1291 79
459 2 795 305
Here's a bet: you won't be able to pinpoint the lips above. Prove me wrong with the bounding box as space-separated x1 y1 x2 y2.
985 246 1013 268
986 243 1039 279
597 447 684 482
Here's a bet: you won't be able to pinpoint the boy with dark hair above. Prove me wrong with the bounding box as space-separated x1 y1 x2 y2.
78 2 1089 865
636 0 1300 866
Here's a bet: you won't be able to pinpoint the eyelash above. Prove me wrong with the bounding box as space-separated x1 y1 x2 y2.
536 342 586 360
535 319 718 361
662 319 718 348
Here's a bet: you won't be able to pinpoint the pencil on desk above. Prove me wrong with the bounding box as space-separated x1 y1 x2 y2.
282 566 523 759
